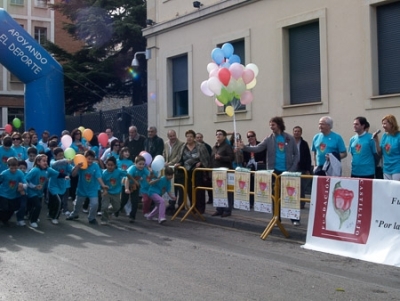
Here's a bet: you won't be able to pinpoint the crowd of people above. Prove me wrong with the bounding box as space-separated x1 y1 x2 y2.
0 113 398 228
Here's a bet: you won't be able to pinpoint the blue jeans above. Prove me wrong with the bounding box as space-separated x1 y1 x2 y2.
70 196 98 221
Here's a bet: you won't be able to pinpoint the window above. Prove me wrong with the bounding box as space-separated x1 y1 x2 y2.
10 0 24 5
34 27 48 45
172 55 188 117
34 0 48 8
217 39 246 112
8 108 24 132
376 1 400 95
289 21 321 105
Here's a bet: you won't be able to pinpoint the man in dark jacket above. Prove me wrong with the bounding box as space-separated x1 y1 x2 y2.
144 126 164 159
123 125 146 161
210 129 234 218
293 126 312 210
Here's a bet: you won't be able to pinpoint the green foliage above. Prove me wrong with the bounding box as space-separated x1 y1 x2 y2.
48 0 147 114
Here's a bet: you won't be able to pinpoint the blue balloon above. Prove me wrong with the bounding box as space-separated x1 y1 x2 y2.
222 43 234 58
211 48 225 65
228 54 241 64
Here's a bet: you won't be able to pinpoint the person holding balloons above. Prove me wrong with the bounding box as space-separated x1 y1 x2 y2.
70 128 87 155
66 150 108 225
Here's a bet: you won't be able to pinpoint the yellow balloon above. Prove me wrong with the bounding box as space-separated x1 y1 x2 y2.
246 78 257 89
78 126 85 133
225 106 234 117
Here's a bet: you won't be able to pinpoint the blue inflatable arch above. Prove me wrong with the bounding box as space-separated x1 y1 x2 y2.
0 8 65 135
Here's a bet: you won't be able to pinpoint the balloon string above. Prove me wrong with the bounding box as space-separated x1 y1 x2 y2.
233 111 239 166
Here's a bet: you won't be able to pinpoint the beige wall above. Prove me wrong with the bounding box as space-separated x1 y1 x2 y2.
144 0 400 175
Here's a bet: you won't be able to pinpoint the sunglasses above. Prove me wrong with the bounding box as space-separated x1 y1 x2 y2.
114 144 120 147
13 138 21 141
247 135 255 138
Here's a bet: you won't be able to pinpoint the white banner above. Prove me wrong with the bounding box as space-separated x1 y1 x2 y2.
212 168 229 208
304 176 400 267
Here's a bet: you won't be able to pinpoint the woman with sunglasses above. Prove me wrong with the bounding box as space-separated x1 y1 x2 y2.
70 128 87 155
11 132 27 161
100 139 121 165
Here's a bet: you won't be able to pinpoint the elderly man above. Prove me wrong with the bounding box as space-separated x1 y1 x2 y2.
105 128 118 144
312 116 347 176
123 125 146 161
163 130 184 214
144 126 164 159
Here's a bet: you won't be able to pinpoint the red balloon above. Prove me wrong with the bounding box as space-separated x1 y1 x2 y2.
4 124 12 134
98 132 108 147
218 68 231 87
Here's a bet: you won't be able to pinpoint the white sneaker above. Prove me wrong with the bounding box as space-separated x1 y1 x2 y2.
63 211 71 216
159 218 167 224
30 222 38 228
97 212 102 216
51 219 59 225
17 220 26 226
144 213 150 218
82 209 89 213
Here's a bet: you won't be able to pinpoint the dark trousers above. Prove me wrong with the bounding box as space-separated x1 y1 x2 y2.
48 192 63 219
120 188 139 220
0 195 25 223
27 195 42 223
216 192 233 214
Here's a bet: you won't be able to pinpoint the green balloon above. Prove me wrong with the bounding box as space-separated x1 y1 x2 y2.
217 88 233 105
12 117 21 129
64 147 76 160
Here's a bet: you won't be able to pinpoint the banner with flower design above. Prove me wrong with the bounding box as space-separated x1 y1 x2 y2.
212 168 228 207
233 169 251 211
280 172 301 219
254 170 273 213
303 177 400 267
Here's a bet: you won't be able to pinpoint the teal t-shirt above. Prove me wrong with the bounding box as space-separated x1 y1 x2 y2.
274 134 286 171
380 132 400 174
312 131 346 166
349 132 377 176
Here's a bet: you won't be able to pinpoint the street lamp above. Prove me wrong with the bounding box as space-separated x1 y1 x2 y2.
131 49 151 67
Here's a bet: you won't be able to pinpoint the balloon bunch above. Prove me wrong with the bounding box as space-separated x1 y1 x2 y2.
139 151 165 172
200 43 259 117
3 117 22 134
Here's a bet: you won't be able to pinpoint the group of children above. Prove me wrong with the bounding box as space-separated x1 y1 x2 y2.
0 136 176 228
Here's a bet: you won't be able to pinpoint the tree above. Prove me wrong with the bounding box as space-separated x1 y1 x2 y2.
48 0 147 114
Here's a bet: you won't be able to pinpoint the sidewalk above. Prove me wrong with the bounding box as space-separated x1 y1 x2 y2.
172 202 310 241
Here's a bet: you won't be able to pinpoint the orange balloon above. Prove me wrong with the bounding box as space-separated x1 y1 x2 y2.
74 154 88 169
83 128 94 141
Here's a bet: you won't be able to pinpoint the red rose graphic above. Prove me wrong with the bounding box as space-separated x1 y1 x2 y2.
9 180 16 189
332 181 354 229
216 179 223 187
385 143 391 154
39 176 46 184
286 186 295 196
110 178 116 186
85 173 92 182
259 182 267 191
2 156 7 163
239 180 246 189
122 164 127 170
355 144 361 153
278 142 284 151
320 143 326 152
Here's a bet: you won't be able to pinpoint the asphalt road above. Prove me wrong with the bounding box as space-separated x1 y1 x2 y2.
1 213 400 301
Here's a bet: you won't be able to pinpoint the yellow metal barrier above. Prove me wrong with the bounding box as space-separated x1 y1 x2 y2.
170 167 313 239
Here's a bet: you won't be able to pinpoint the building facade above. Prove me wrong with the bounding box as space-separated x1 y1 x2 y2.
0 0 80 131
143 0 400 175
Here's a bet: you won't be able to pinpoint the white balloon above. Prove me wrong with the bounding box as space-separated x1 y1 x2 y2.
207 77 222 95
201 80 214 96
151 155 165 172
246 63 259 77
207 62 218 73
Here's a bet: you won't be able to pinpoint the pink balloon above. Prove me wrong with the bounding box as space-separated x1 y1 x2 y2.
218 68 231 86
240 91 254 105
139 151 152 166
242 69 255 84
4 124 12 134
61 134 72 148
98 133 108 147
209 68 218 78
201 80 214 97
229 63 244 80
215 99 224 107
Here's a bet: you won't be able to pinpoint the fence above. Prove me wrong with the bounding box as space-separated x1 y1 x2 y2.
170 167 313 240
65 104 148 141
